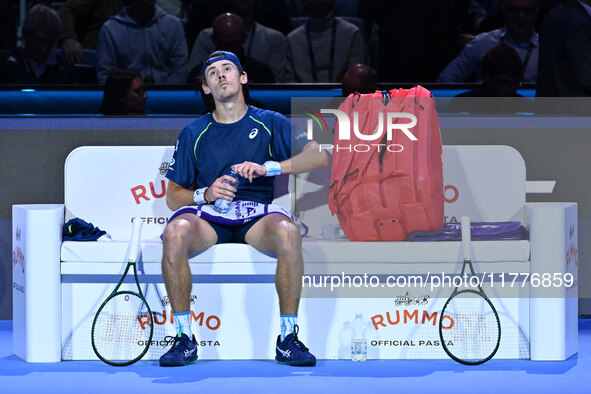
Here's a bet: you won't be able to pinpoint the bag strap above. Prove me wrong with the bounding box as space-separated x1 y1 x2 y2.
331 97 378 185
357 170 406 184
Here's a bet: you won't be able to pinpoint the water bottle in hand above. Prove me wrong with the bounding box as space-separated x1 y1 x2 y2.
213 169 239 214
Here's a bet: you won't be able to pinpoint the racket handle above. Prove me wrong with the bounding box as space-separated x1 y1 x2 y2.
461 216 471 260
128 217 144 262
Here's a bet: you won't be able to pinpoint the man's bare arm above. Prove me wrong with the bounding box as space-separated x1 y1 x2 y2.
232 140 329 182
280 140 329 175
166 177 239 212
166 180 196 211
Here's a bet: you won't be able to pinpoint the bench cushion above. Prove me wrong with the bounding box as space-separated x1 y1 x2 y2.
61 239 530 265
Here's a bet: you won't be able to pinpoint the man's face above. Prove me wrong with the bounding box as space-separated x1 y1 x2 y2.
503 0 538 38
202 61 247 101
24 28 58 63
125 76 147 115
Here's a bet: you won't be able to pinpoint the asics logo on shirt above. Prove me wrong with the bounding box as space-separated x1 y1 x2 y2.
276 347 291 359
249 128 259 139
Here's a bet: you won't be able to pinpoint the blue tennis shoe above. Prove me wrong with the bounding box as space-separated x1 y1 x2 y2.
275 325 316 366
159 332 198 366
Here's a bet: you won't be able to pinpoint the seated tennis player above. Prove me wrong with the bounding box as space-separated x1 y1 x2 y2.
159 50 328 366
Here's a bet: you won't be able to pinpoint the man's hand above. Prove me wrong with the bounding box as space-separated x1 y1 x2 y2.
205 174 238 202
62 38 84 64
232 161 267 183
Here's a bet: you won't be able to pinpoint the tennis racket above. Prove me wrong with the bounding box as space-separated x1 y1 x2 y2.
439 216 501 365
91 218 154 366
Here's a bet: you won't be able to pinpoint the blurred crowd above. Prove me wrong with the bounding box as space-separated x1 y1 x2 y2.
0 0 589 106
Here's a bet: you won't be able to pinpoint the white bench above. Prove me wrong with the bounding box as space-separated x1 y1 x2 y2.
12 145 578 362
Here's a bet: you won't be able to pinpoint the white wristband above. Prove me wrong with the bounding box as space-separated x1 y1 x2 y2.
193 187 208 205
264 161 282 177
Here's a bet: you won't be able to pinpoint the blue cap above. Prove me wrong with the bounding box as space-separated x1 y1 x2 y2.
201 51 243 77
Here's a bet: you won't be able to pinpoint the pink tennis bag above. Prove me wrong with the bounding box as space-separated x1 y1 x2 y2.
328 86 444 241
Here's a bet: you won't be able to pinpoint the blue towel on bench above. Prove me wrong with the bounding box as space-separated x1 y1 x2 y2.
63 218 107 241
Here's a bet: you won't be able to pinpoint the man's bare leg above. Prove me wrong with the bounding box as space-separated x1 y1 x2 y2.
161 213 217 313
159 213 217 366
245 213 303 315
244 213 315 366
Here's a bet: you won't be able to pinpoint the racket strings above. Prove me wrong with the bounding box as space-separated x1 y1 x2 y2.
441 293 500 363
92 293 153 364
100 313 143 343
497 312 530 358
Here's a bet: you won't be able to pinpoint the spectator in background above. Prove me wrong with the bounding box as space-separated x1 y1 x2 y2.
461 43 523 96
536 0 591 96
184 0 293 56
366 0 470 83
189 0 287 82
454 0 497 52
322 63 377 133
252 0 294 36
184 0 229 54
156 0 191 17
99 69 148 115
96 0 188 85
58 0 120 64
474 0 505 33
438 0 539 84
450 43 533 113
474 0 560 33
285 0 365 83
189 12 275 83
0 4 78 84
341 63 377 96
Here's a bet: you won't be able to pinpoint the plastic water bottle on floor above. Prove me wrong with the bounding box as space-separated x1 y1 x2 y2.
351 313 367 362
213 169 239 214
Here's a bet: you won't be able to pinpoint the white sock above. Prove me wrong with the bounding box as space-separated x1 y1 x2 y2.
280 314 297 340
173 311 192 338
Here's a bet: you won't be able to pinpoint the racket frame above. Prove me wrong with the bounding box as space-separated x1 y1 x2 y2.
438 216 502 365
91 218 154 366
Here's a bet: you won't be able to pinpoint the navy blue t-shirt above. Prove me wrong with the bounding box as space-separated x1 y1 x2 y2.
166 106 309 204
